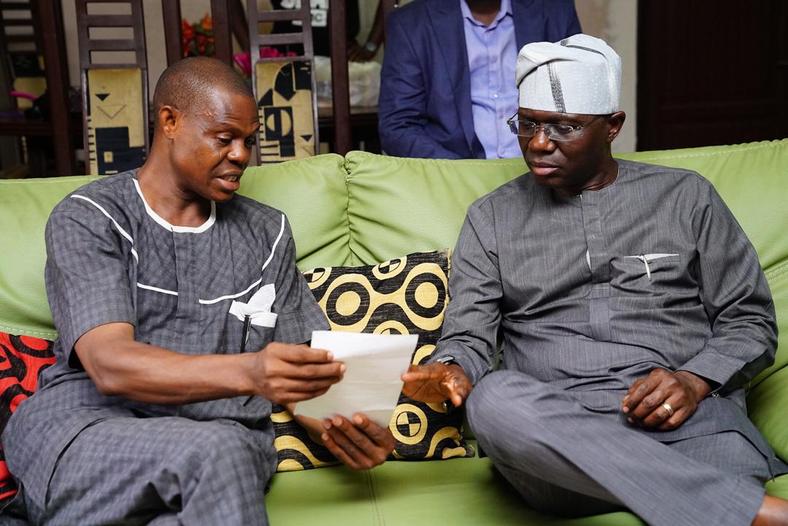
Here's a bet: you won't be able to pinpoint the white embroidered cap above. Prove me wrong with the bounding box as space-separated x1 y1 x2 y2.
515 33 622 114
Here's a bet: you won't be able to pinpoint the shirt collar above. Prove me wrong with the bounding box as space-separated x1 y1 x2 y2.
132 177 216 234
461 0 512 28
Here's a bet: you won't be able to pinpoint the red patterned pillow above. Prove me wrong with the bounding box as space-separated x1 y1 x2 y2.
0 332 55 502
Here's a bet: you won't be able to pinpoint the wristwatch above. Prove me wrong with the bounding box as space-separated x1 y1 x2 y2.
363 41 379 54
435 355 458 367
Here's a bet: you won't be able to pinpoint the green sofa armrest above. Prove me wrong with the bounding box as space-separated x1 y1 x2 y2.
0 176 98 338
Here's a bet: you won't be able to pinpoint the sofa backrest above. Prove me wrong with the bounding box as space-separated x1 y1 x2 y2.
1 140 786 384
251 142 788 387
239 152 526 269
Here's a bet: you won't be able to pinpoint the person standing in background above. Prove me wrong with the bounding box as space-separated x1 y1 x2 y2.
378 0 580 159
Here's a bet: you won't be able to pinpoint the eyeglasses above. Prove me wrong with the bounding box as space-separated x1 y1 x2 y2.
506 114 608 142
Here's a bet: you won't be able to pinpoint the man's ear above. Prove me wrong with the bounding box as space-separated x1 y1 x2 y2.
606 111 626 143
158 105 180 140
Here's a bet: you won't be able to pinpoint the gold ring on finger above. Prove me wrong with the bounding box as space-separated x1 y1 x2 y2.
661 402 674 418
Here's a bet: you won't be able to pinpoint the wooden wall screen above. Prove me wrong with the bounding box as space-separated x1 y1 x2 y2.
247 0 319 163
75 0 149 175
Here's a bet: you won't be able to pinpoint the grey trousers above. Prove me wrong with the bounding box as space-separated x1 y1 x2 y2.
466 370 770 526
21 416 273 525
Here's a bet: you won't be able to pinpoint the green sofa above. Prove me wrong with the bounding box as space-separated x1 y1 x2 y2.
1 140 787 525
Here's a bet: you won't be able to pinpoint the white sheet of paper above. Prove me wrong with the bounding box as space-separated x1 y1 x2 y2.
296 330 418 428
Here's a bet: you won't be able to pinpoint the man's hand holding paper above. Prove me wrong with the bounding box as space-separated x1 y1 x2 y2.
293 330 418 470
250 342 345 404
296 331 418 426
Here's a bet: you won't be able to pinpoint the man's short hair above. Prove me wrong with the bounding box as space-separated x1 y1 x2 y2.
152 56 254 115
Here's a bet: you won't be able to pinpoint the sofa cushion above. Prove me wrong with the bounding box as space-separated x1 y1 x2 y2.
271 251 474 472
266 455 788 526
0 176 97 339
239 154 352 270
271 407 340 472
343 151 525 266
0 332 56 502
266 453 647 526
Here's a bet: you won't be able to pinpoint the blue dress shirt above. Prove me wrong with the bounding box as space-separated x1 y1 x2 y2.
461 0 521 159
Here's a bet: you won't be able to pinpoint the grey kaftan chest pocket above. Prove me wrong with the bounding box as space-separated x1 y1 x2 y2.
610 253 682 296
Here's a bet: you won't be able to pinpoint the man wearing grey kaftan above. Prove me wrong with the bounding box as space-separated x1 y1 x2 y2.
403 34 788 526
3 58 394 525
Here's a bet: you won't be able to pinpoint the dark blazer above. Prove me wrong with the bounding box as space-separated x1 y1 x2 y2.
378 0 581 159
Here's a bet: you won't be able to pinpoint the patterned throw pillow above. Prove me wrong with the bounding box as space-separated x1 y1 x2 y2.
0 332 56 503
272 250 474 472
